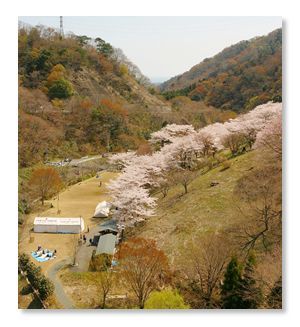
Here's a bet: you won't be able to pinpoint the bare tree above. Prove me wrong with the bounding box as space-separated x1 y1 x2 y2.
182 235 231 308
171 169 198 194
97 270 114 309
160 180 171 198
234 166 282 253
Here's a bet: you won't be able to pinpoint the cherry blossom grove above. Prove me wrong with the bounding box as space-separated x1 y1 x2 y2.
149 124 196 145
108 102 282 226
254 109 282 156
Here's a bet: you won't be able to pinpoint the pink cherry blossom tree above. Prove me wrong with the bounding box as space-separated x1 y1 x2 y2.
150 124 196 147
108 151 137 170
108 102 282 227
254 110 282 157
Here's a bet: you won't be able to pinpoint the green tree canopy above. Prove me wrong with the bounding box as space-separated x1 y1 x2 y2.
48 78 73 99
95 37 113 57
144 289 189 309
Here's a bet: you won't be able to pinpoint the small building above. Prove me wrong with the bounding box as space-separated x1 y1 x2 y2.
33 217 84 234
96 233 117 255
99 219 118 235
93 201 112 218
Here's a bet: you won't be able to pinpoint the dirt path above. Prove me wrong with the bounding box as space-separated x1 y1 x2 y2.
47 259 75 309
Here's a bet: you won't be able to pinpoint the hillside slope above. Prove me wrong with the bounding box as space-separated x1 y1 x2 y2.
160 28 282 111
18 24 172 167
130 149 280 281
133 151 256 263
18 24 240 168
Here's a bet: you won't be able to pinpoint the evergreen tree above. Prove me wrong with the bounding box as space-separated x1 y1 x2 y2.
239 253 262 308
221 256 244 308
267 276 282 309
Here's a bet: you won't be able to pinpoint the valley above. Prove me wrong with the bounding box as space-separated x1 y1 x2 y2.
18 20 282 310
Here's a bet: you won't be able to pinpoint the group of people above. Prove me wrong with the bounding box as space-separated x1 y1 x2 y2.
33 245 57 259
81 234 93 246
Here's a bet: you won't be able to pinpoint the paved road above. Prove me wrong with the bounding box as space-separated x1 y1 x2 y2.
46 155 103 168
46 224 105 308
47 259 75 309
70 224 100 273
46 224 101 308
69 155 103 167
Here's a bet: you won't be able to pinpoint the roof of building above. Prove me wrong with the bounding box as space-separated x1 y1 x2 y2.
96 233 117 255
34 217 83 226
99 219 118 232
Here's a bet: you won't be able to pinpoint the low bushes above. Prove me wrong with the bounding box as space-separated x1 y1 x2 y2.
18 253 54 301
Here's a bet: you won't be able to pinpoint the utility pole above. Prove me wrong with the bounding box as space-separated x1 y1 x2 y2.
57 191 61 215
59 16 64 38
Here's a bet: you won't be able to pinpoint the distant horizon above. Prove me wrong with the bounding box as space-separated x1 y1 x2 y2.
150 76 171 84
19 16 282 82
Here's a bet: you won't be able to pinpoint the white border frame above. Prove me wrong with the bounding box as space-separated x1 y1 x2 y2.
1 0 299 326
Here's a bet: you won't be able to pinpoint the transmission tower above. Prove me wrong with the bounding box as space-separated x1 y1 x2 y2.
59 16 64 38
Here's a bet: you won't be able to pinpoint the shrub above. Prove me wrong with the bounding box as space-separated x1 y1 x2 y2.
18 253 31 272
48 78 73 99
145 289 189 309
18 253 54 301
26 262 42 289
119 63 128 76
36 276 54 300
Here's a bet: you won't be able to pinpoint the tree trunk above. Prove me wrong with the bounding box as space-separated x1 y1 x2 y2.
101 294 106 309
139 295 144 309
184 184 188 194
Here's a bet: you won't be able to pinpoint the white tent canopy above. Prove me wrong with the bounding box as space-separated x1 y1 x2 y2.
93 201 112 218
34 217 84 234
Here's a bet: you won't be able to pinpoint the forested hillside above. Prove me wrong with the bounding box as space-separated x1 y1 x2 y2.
18 24 235 168
160 28 282 111
18 24 170 167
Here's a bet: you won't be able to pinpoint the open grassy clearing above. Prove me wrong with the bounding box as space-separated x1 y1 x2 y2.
133 151 259 266
18 171 118 274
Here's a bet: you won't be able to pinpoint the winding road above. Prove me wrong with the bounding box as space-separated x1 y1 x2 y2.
47 259 75 309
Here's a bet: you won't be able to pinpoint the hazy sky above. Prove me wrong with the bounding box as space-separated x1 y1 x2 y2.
19 16 282 83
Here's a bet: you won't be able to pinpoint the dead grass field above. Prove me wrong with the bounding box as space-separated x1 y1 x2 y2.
18 171 118 273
